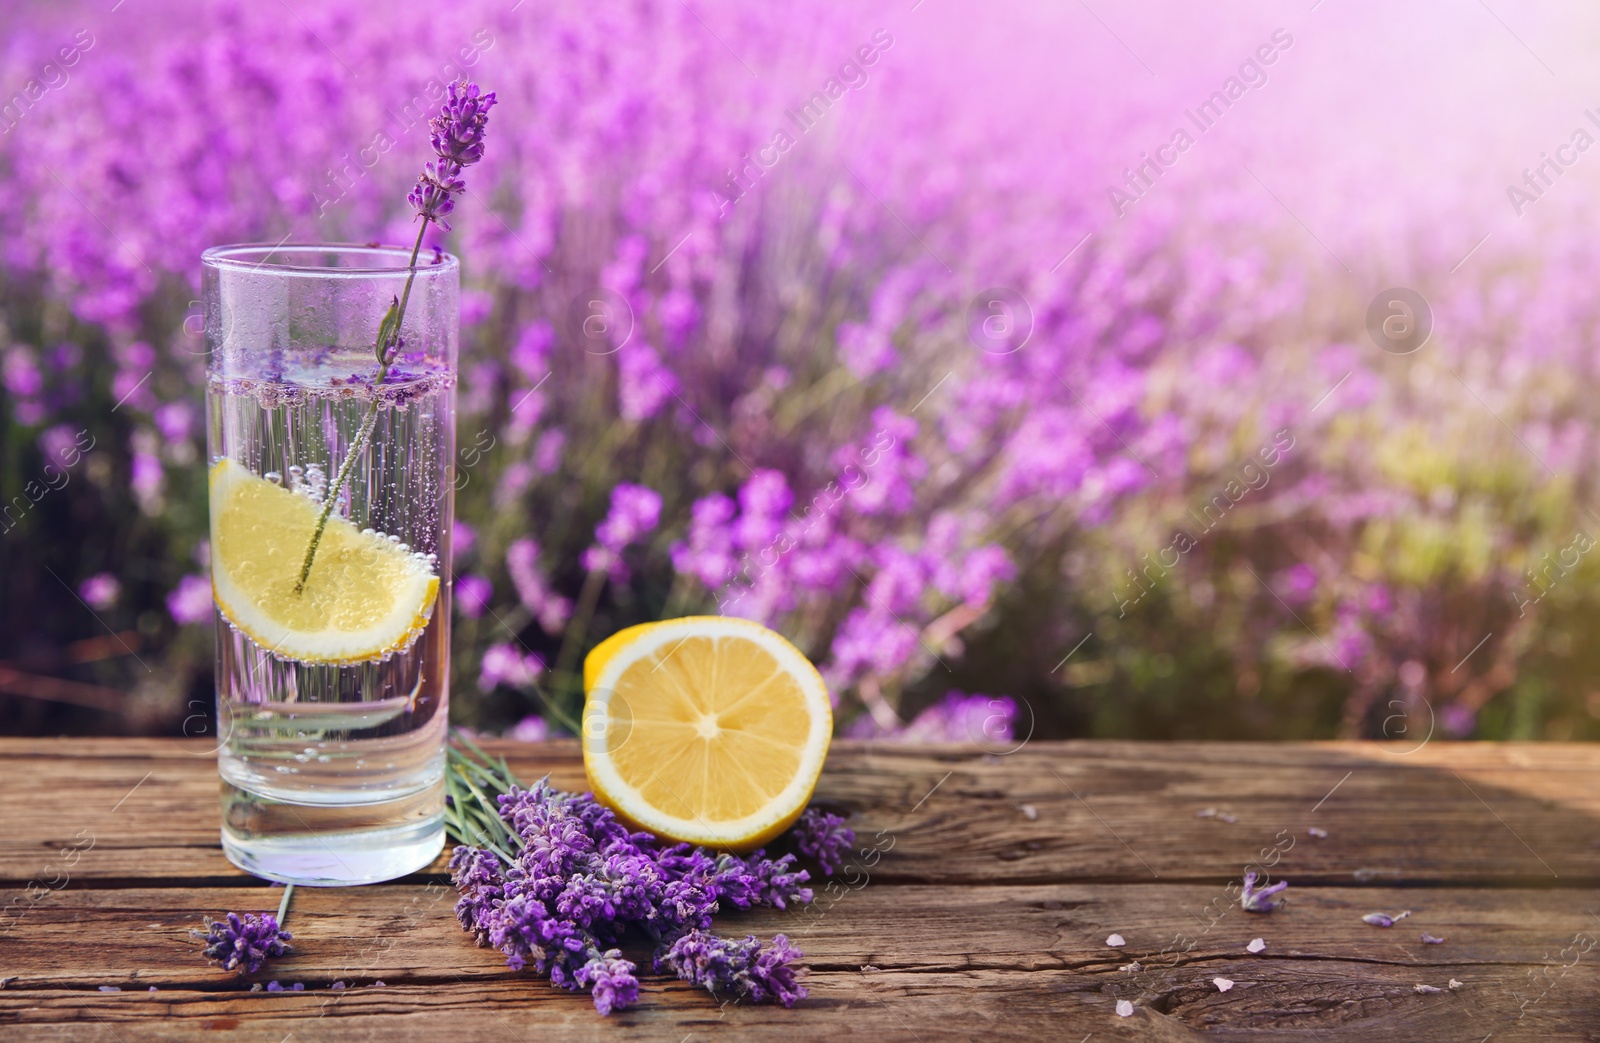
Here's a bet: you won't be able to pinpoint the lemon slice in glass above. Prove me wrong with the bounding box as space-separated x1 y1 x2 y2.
208 457 439 665
582 616 832 850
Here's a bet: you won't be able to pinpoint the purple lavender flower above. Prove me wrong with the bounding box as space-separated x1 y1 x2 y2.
452 520 478 558
671 493 738 588
713 851 812 910
407 81 497 231
454 573 492 618
446 770 831 1015
790 808 855 875
79 572 121 610
574 948 640 1016
193 912 292 975
2 344 43 398
1363 910 1410 927
506 538 572 634
1240 870 1288 913
656 929 807 1007
505 714 549 742
166 573 213 626
477 642 544 693
617 342 678 422
407 160 464 229
582 483 662 580
429 80 498 166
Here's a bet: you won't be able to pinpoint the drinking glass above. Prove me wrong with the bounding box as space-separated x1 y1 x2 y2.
202 243 456 885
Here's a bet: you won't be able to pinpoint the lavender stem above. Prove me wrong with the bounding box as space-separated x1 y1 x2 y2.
293 218 430 594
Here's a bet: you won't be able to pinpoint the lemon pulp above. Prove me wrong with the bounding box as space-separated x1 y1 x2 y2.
582 616 832 850
208 458 439 665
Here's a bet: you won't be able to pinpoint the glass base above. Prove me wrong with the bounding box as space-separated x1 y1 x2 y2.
219 779 445 886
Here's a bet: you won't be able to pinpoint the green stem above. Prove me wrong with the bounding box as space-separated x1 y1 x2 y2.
550 566 607 714
294 219 432 594
276 883 295 925
520 678 583 736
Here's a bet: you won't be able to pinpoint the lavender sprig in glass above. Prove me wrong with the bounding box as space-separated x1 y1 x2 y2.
293 80 496 592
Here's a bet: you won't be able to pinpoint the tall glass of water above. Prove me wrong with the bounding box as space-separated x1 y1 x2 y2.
202 244 456 885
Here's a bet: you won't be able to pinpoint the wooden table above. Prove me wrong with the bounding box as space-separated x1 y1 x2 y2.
2 739 1597 1041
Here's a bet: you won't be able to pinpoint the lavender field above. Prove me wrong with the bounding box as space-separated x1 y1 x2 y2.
4 0 1600 745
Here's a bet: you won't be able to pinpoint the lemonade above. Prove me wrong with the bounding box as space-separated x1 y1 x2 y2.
203 244 457 885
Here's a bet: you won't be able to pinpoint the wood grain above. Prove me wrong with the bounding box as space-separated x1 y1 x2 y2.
2 739 1597 1040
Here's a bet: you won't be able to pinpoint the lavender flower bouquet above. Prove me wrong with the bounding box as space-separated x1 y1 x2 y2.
445 737 852 1015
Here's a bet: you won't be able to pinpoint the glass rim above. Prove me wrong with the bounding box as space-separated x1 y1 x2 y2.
201 242 460 275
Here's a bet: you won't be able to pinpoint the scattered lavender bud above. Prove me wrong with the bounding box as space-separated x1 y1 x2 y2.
1307 826 1328 838
860 965 880 973
1116 999 1135 1017
1196 808 1217 818
1121 961 1143 972
1247 938 1266 953
372 981 386 987
1240 870 1288 913
1213 977 1234 992
1421 933 1446 944
148 986 157 992
331 981 346 991
98 986 121 993
1217 812 1239 824
250 983 262 992
1019 803 1038 821
1106 933 1126 947
292 983 305 992
1448 979 1464 990
192 912 292 975
266 982 283 992
1364 910 1411 927
1414 983 1443 994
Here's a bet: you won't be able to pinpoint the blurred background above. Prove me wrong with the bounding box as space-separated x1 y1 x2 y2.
5 0 1600 744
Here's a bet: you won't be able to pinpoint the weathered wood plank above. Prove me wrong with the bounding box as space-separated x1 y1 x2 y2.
12 971 1590 1043
2 884 1595 1039
3 739 1598 887
3 740 1598 1038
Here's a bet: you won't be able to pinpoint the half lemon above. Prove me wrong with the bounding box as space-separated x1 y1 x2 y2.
582 616 832 850
208 457 439 665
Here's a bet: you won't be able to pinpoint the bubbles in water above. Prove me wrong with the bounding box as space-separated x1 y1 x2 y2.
211 373 452 835
287 462 329 502
304 463 328 503
264 471 282 485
